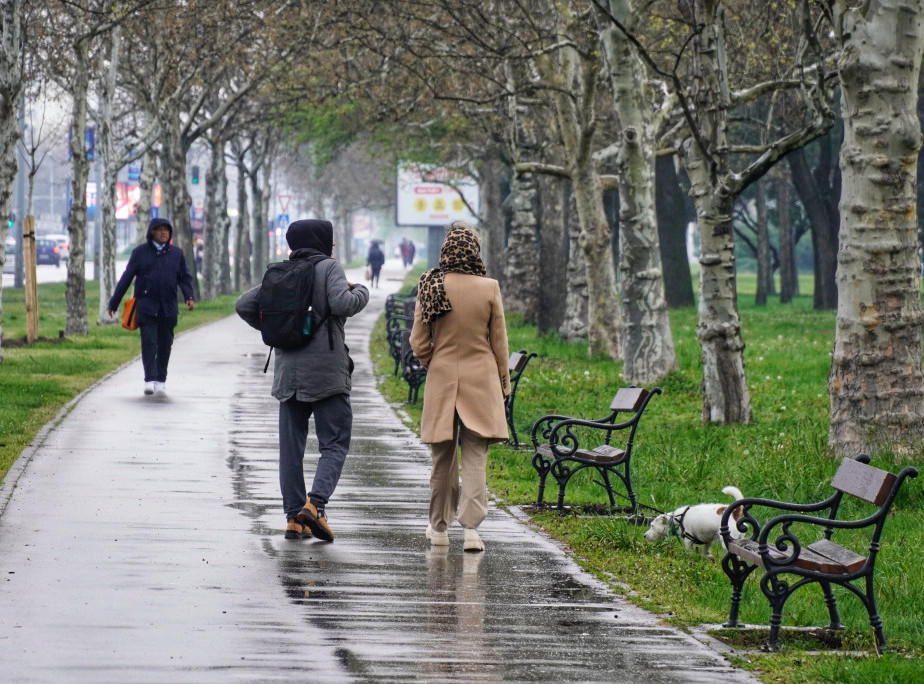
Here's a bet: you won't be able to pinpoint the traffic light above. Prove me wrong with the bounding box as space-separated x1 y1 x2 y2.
191 165 200 184
8 212 14 229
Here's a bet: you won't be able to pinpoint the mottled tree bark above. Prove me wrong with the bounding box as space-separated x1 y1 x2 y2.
478 153 506 285
203 134 231 299
602 0 676 384
827 0 924 457
503 172 540 323
559 189 588 340
64 31 91 336
231 140 252 290
135 149 156 245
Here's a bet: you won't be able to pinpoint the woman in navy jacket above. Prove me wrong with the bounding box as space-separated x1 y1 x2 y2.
108 218 195 396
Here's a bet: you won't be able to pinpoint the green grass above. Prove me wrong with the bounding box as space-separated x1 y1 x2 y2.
0 282 240 482
371 272 924 683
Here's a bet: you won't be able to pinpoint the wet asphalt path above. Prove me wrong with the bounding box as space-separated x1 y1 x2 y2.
0 263 757 683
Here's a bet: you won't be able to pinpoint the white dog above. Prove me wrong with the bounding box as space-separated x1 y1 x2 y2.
643 486 745 558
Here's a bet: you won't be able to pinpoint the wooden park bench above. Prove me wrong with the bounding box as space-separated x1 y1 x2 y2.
719 454 917 651
529 386 661 514
386 296 416 376
400 329 427 403
505 349 537 448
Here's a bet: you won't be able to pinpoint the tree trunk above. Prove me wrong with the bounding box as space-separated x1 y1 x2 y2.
97 26 120 326
788 146 837 309
827 0 924 457
65 33 91 337
777 176 796 303
478 153 506 285
503 172 540 322
232 142 251 289
203 135 230 300
537 174 567 334
655 155 694 308
559 187 588 340
684 140 752 424
0 0 23 362
600 0 676 381
249 168 265 274
159 105 199 298
135 149 156 245
755 180 771 305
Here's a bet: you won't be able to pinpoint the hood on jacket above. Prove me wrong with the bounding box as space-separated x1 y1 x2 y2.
286 219 333 256
147 218 174 243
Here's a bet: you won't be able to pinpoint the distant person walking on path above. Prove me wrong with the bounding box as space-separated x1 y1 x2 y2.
107 218 195 397
235 219 369 543
366 241 385 288
410 221 510 553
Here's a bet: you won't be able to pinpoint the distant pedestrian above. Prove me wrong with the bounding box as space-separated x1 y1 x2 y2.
366 241 385 288
107 218 195 397
235 219 369 543
410 220 510 553
407 239 416 266
400 238 412 268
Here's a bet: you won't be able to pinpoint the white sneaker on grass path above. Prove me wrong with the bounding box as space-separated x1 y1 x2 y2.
153 381 166 396
144 381 155 395
425 524 449 546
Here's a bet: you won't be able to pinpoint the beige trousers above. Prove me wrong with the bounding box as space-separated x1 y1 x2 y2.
428 417 488 532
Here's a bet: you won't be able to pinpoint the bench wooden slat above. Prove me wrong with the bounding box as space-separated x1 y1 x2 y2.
831 457 897 505
610 387 647 413
728 538 865 574
536 443 627 464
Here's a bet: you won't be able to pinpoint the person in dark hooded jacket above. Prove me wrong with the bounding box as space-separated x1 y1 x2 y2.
235 219 369 543
107 218 196 397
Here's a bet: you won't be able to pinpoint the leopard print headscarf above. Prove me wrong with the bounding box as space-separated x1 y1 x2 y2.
417 221 486 324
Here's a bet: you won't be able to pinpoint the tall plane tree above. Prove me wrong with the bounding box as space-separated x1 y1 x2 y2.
825 0 924 457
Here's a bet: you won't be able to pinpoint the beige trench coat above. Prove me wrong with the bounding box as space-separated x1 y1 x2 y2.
410 272 511 444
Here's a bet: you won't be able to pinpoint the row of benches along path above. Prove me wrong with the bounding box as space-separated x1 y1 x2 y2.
0 258 758 683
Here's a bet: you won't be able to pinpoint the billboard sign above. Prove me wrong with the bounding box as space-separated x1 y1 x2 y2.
396 163 479 226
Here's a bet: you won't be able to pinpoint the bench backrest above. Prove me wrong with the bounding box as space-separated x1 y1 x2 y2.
831 457 897 506
610 387 648 413
509 351 527 373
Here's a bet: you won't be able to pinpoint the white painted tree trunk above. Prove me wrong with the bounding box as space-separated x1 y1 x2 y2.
827 0 924 457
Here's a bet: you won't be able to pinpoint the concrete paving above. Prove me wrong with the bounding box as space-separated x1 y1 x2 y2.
0 260 758 683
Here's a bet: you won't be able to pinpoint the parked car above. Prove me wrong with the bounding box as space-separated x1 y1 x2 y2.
45 233 70 262
36 237 62 267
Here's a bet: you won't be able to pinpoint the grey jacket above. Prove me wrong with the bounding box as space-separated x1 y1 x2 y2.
236 259 369 402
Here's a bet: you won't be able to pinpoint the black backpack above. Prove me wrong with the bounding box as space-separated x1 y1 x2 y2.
257 255 333 354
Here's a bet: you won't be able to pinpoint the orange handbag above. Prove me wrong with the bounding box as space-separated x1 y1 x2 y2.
121 297 139 330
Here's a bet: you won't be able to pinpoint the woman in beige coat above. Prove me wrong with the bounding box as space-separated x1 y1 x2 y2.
410 221 510 552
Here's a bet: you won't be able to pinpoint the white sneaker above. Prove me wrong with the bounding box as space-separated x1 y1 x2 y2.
153 381 166 396
144 381 155 395
463 528 484 553
425 524 449 546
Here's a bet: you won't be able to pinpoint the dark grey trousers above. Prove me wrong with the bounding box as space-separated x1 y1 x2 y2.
138 311 176 383
278 393 352 519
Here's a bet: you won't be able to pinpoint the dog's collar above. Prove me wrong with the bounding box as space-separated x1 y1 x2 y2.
669 506 708 545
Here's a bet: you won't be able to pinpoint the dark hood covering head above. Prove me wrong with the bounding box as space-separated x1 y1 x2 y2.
147 218 173 242
286 219 333 256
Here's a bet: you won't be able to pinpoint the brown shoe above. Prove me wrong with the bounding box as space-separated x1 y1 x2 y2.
297 500 334 542
284 519 310 539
